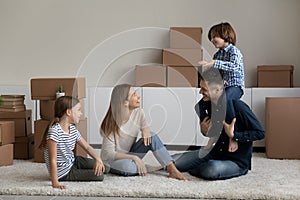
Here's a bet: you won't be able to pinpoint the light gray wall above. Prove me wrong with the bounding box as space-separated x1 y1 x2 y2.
0 0 299 87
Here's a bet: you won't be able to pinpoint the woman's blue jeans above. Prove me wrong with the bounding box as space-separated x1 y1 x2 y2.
172 150 248 180
108 132 172 176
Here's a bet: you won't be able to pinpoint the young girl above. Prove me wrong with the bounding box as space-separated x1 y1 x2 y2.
39 96 106 190
100 84 188 180
198 22 244 152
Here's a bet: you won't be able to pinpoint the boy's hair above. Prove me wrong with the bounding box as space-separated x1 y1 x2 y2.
101 84 132 138
208 22 236 45
39 96 80 148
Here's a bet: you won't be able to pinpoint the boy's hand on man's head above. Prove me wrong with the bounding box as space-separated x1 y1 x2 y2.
198 60 216 71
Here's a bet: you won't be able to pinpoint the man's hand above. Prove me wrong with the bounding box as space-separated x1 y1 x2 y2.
200 116 211 136
223 118 236 138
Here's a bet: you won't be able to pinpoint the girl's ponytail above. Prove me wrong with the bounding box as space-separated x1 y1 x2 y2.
38 117 59 149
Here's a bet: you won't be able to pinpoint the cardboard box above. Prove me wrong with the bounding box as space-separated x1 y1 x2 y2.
167 66 199 87
257 65 294 87
0 110 32 137
163 48 202 67
34 146 45 163
135 65 167 87
34 119 49 163
75 118 88 157
0 144 13 166
265 97 300 159
14 134 34 159
40 98 86 120
170 27 202 48
0 121 15 145
39 100 55 120
31 78 86 100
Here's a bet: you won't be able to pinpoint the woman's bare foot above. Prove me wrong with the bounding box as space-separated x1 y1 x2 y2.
166 162 191 181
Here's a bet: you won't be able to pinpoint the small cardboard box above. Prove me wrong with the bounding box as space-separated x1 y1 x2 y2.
74 118 88 157
14 134 34 159
167 66 199 87
0 110 32 137
265 97 300 159
31 78 86 100
40 98 86 120
0 144 13 166
257 65 294 87
34 119 49 163
170 27 202 48
135 65 167 87
0 121 15 145
163 48 202 67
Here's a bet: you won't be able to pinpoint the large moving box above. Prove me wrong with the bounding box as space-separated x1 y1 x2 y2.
135 65 167 87
167 66 199 87
135 27 202 88
0 121 15 145
14 134 34 159
265 97 300 159
31 78 86 100
170 27 202 48
74 118 88 157
34 119 49 163
163 49 202 67
257 65 294 87
0 110 32 137
0 144 13 166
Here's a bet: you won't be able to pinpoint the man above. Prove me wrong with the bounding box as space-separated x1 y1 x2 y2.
173 67 265 180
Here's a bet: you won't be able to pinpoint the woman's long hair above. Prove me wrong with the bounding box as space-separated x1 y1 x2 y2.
39 96 80 149
100 84 131 138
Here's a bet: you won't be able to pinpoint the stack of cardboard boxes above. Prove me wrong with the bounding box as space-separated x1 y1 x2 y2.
0 94 33 161
30 78 87 162
135 27 202 87
257 65 297 159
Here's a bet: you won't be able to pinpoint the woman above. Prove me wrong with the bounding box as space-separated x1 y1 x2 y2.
100 84 188 180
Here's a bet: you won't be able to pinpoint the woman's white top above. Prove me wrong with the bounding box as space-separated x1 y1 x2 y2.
101 108 149 161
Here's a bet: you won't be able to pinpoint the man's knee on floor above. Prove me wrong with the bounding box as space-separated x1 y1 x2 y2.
189 161 222 180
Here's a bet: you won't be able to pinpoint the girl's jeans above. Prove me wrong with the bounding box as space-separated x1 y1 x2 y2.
59 156 105 181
